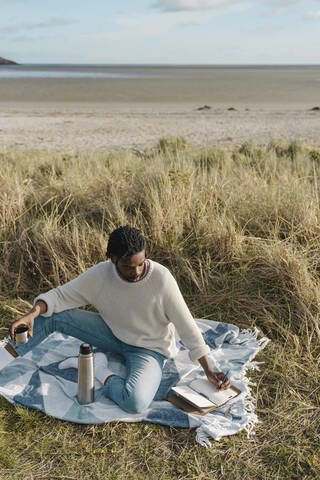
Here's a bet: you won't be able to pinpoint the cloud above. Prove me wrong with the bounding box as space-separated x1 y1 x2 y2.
90 2 251 41
1 33 51 42
305 10 320 19
265 0 310 4
262 0 313 17
0 18 75 35
153 0 313 14
178 19 202 26
152 0 235 12
84 0 252 48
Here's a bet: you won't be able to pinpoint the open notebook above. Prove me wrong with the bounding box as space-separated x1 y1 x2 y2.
168 378 241 415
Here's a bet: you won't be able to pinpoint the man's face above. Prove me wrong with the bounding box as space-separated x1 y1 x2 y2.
111 250 146 282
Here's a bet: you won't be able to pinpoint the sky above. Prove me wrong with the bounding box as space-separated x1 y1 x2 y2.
0 0 319 64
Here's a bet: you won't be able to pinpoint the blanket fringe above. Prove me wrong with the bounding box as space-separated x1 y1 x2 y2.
240 327 259 339
243 390 260 438
240 327 271 350
0 337 9 349
258 336 271 349
195 427 212 447
239 344 267 438
194 329 270 446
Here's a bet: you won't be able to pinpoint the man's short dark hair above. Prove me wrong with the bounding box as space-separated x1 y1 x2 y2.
106 225 145 259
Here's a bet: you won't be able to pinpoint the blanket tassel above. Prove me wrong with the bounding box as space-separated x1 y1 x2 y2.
195 426 211 448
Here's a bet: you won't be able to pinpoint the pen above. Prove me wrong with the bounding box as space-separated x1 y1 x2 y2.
219 370 230 389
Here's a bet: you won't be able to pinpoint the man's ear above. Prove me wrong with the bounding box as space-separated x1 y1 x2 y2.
110 255 118 265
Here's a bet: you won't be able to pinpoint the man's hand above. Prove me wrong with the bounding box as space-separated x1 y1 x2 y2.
9 300 47 344
9 313 35 344
198 354 231 391
206 370 231 391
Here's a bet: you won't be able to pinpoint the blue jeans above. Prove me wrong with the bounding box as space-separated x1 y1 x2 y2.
10 309 166 414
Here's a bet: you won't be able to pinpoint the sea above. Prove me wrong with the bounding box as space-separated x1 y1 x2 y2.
0 64 319 79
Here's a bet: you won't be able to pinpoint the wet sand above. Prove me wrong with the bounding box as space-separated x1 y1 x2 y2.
0 67 319 151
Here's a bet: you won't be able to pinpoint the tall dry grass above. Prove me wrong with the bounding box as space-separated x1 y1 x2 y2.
0 139 319 479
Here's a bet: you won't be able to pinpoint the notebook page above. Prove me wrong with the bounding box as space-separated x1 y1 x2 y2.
190 378 238 406
171 385 215 409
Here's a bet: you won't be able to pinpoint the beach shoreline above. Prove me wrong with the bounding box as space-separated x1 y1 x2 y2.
0 66 319 151
0 102 319 152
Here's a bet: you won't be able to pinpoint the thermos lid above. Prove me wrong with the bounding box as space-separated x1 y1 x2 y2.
15 325 29 334
80 343 92 355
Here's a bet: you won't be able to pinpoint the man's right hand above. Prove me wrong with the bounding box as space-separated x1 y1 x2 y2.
9 300 47 344
9 312 35 344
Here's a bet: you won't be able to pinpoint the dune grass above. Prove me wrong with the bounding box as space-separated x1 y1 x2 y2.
0 138 319 479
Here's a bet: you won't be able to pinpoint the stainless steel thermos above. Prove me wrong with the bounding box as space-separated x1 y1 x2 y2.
15 325 29 344
77 343 94 405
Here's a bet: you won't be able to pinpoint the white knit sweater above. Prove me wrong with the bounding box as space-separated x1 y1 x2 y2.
34 260 210 362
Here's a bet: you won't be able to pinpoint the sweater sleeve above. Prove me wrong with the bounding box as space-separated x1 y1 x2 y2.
33 264 103 317
163 270 210 362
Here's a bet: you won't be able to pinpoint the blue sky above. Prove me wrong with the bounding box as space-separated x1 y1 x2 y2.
0 0 319 64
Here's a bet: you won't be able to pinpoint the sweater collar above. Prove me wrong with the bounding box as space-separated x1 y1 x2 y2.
111 259 153 286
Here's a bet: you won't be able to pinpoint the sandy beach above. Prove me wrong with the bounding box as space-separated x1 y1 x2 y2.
0 66 319 151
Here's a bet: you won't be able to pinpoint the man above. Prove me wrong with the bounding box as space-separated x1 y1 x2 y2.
1 226 230 413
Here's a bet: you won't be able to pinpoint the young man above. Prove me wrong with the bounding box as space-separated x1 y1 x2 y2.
1 226 230 413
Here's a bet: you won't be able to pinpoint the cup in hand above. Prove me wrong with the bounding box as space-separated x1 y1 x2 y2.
15 325 29 344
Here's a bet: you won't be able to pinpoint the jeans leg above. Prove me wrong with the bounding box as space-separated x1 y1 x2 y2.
10 309 123 356
104 347 165 414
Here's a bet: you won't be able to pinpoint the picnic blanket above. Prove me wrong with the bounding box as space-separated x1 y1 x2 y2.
0 319 269 446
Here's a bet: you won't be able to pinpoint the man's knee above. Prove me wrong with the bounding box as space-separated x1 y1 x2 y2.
123 391 152 414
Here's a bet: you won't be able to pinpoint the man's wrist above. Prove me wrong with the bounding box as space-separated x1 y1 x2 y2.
30 304 40 318
204 367 215 378
31 300 47 317
198 354 213 375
